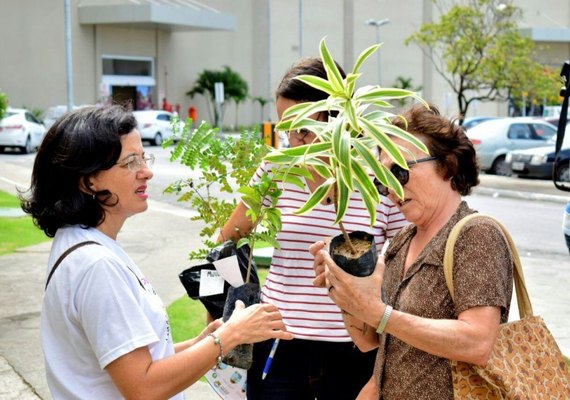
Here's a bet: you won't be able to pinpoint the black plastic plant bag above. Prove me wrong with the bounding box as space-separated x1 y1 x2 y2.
330 231 377 277
178 241 260 319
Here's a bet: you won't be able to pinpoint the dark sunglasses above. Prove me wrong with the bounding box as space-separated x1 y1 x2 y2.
374 156 438 196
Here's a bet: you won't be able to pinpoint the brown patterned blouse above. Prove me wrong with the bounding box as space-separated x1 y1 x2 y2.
374 201 513 399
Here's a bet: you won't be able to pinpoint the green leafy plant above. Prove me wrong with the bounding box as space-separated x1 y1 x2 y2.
265 38 429 253
392 76 423 108
0 91 8 120
164 121 281 282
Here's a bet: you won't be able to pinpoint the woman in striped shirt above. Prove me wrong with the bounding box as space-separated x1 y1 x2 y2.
220 57 407 399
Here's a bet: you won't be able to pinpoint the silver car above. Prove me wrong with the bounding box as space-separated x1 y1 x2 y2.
467 117 557 175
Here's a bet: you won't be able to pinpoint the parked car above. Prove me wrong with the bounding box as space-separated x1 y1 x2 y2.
467 117 557 175
461 116 499 130
133 110 181 146
0 108 46 154
505 121 570 181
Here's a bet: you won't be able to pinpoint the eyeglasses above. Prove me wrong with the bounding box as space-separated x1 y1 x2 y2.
116 154 155 172
286 128 312 142
374 156 438 196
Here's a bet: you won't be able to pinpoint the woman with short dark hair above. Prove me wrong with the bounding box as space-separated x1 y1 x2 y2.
22 105 292 399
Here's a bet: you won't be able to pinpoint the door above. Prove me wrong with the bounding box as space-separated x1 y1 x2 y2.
112 86 137 109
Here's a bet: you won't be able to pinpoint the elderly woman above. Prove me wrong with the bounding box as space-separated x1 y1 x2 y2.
21 105 292 399
310 104 514 399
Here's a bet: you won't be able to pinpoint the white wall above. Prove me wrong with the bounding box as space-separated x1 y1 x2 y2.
1 0 569 124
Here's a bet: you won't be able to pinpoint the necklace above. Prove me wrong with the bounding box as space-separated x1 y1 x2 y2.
326 197 332 204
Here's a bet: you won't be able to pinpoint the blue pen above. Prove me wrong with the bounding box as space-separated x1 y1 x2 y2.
261 339 280 380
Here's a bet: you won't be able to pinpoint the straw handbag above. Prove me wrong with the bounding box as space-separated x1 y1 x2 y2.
444 214 570 399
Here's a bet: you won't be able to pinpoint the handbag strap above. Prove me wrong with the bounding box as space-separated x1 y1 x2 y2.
443 213 533 319
45 241 101 290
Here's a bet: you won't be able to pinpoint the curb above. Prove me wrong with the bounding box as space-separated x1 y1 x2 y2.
474 186 569 204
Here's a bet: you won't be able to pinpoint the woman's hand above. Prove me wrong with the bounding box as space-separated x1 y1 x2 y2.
310 242 386 327
225 300 294 344
309 241 327 288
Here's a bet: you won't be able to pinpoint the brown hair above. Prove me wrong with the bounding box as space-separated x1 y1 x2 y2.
392 104 480 195
275 57 346 104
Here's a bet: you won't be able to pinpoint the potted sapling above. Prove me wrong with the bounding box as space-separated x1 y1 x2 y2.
265 38 430 277
164 121 282 369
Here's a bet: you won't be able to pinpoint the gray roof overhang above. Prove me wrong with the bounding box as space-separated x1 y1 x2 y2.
79 2 235 32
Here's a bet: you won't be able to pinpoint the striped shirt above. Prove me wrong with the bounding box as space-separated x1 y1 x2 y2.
251 162 407 342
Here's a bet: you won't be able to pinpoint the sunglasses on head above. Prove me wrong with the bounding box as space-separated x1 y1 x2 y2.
374 156 438 196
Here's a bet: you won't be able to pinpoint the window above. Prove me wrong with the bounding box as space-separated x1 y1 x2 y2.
102 57 153 77
531 123 556 140
25 113 41 124
508 124 532 140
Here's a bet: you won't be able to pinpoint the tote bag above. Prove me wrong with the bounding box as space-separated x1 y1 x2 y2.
444 214 570 399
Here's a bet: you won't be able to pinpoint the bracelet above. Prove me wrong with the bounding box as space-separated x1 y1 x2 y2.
207 333 224 369
376 304 393 334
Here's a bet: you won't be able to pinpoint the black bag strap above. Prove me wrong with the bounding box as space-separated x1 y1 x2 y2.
553 61 570 191
45 241 101 290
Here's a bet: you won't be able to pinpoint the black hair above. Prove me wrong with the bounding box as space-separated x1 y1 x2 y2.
20 105 137 237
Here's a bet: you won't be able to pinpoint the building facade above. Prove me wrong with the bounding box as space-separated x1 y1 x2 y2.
1 0 569 126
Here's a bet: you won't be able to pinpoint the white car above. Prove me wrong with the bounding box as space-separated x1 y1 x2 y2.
0 108 46 154
133 110 181 146
467 117 557 175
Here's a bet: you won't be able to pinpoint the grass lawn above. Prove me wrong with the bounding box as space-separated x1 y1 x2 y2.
0 190 49 255
0 190 22 207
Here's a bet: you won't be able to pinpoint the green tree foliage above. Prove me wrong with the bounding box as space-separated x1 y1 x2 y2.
406 0 559 121
0 91 8 119
164 122 281 279
186 66 249 127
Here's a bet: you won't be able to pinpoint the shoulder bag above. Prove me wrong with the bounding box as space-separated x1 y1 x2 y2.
444 213 570 399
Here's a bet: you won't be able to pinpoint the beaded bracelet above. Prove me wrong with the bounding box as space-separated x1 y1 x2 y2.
376 304 393 334
208 333 224 369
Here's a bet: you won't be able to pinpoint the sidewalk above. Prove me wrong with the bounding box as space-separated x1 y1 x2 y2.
1 160 569 399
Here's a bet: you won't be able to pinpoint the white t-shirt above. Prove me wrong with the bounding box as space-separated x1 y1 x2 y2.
41 225 183 400
252 162 407 341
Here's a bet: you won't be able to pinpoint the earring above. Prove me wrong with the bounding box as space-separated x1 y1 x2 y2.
92 194 96 200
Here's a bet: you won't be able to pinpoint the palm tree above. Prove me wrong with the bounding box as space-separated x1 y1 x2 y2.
186 66 248 127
